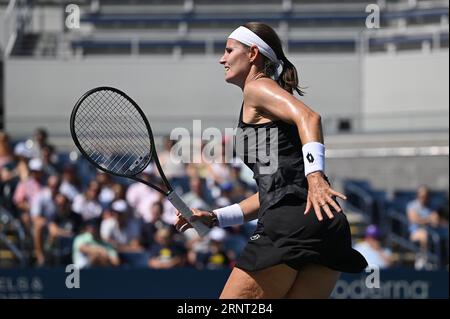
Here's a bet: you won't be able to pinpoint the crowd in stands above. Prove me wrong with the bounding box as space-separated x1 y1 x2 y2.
0 128 448 271
0 128 257 269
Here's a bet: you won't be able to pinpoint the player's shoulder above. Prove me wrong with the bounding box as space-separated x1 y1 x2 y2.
243 77 278 101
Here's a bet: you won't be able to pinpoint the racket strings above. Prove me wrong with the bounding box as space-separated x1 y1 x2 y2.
74 89 152 175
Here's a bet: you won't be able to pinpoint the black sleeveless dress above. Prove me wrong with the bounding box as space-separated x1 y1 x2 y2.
234 104 367 273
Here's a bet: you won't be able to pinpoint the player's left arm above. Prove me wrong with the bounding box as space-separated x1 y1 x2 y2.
244 79 347 222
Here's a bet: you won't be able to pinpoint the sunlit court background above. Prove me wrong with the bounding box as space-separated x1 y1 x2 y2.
0 0 448 299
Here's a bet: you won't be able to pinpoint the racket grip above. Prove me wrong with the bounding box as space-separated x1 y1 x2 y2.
167 191 211 237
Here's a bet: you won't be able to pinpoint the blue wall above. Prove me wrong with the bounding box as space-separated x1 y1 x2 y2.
0 268 448 299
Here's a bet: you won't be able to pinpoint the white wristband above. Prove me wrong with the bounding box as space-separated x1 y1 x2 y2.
302 142 325 176
213 204 244 228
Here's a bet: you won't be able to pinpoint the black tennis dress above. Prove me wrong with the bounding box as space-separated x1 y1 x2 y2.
234 104 368 273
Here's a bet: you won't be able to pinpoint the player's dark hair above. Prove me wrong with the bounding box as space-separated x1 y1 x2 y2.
243 22 305 96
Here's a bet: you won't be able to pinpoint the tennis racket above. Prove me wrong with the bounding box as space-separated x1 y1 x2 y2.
70 86 210 237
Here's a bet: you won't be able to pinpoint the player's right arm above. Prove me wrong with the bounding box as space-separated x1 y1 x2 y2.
174 192 259 231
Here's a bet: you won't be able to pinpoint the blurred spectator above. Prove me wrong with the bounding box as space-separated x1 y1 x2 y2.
160 198 178 225
126 165 162 223
48 193 82 263
0 162 20 217
41 144 60 178
30 175 61 265
100 200 142 252
13 143 32 183
13 158 45 232
72 218 119 269
59 165 80 201
215 182 234 207
148 227 186 269
72 180 103 221
140 201 171 249
223 225 249 262
158 136 187 179
407 186 443 269
112 183 127 202
29 128 49 160
182 177 211 210
194 228 231 270
354 225 393 269
96 171 116 208
0 132 13 168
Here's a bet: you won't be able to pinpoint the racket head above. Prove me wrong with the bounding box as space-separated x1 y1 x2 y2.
70 86 155 179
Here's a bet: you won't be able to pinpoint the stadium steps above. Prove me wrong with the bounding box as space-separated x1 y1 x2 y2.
345 209 370 241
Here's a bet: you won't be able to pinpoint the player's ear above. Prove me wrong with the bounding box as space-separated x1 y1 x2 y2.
248 44 259 64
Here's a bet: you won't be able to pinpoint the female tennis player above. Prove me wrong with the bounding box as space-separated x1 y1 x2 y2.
175 22 367 299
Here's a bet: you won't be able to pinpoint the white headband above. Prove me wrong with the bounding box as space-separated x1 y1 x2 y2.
228 26 284 80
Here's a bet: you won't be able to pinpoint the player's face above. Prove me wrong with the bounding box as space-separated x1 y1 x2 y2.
219 39 251 86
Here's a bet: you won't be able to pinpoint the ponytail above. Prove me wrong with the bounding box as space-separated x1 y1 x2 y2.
242 22 305 96
278 56 305 96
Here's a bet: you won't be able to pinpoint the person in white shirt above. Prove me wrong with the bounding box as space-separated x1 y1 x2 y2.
354 225 393 269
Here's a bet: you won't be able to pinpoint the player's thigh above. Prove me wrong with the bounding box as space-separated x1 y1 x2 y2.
220 264 297 299
285 263 340 299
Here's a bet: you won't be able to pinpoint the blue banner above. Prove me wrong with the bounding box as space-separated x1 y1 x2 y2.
0 268 447 299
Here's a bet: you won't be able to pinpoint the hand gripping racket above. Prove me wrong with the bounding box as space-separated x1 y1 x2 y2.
70 86 210 236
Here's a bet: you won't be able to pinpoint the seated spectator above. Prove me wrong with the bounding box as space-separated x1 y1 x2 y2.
30 174 61 265
158 136 187 180
48 193 83 264
126 166 162 223
140 201 171 249
0 162 20 218
41 145 60 178
96 171 116 209
13 158 45 233
354 225 393 269
182 177 211 210
194 228 231 270
59 165 80 201
72 218 119 269
100 200 142 252
407 186 443 269
72 180 103 221
29 128 49 160
148 227 185 269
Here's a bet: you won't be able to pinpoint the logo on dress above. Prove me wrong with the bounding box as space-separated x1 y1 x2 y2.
306 152 315 163
250 234 260 241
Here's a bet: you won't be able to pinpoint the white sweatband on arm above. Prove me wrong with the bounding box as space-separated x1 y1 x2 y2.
213 204 244 228
302 142 325 176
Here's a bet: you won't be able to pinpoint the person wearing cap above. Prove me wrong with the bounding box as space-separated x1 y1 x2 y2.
175 22 367 299
100 200 142 253
354 225 393 269
195 228 232 270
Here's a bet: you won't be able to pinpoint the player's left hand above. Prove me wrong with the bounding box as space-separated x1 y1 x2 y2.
304 171 347 221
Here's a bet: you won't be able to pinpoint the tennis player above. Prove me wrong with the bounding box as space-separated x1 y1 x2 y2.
176 22 367 299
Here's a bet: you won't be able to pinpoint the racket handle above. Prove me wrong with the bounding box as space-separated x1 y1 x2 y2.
167 191 211 237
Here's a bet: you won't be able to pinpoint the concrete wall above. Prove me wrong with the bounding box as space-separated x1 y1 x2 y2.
363 50 449 132
4 54 362 138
